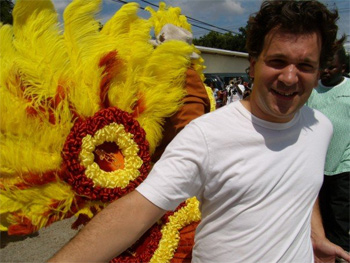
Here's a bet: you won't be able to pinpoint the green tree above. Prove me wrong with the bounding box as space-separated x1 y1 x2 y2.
0 0 14 25
193 26 248 52
345 53 350 75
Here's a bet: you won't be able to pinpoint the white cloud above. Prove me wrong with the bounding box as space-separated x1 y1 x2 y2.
166 0 245 20
222 0 244 14
22 0 348 39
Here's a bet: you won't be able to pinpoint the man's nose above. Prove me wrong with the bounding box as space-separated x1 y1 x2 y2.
322 68 330 74
278 64 298 86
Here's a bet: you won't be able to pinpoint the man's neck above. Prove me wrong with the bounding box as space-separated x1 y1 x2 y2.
321 76 344 87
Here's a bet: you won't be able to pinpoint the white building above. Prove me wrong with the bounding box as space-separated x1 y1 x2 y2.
196 46 250 84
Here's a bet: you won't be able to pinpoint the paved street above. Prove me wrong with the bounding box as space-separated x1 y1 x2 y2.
0 217 80 262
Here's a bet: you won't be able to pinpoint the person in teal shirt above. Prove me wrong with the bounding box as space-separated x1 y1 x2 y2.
307 46 350 252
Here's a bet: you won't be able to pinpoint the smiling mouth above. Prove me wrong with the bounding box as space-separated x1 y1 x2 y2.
272 89 298 98
321 74 330 80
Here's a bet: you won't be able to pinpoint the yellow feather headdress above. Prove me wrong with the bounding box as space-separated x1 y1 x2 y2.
0 0 210 261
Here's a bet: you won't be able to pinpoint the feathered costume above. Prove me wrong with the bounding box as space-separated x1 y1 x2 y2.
0 0 214 262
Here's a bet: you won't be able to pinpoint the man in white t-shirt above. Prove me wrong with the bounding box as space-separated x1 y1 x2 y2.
237 77 246 95
50 1 350 262
231 81 244 102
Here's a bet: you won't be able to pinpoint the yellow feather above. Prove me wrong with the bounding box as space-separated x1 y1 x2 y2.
0 0 207 238
99 4 154 116
74 202 107 219
102 2 140 39
63 0 102 64
0 125 69 175
205 85 217 112
146 2 192 35
12 0 55 32
136 41 193 153
0 23 16 68
0 179 75 231
12 0 66 104
63 0 103 117
145 2 205 79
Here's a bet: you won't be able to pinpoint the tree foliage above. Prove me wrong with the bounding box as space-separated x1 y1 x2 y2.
0 0 14 25
193 26 350 75
193 26 248 52
345 53 350 74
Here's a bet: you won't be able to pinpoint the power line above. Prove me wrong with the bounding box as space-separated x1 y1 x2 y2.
111 0 238 36
188 18 239 35
139 0 239 34
191 23 224 34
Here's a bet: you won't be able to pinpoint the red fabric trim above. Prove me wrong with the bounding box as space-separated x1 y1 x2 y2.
61 107 151 202
110 223 163 263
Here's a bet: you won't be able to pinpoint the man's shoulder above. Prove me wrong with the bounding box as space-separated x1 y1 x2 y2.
301 105 333 131
308 78 350 105
338 77 350 93
191 102 243 128
317 77 350 91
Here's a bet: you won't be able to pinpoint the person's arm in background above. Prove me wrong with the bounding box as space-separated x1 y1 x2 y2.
48 191 165 262
311 198 350 263
152 67 210 162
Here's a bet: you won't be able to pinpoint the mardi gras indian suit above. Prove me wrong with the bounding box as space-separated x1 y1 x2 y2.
0 0 216 262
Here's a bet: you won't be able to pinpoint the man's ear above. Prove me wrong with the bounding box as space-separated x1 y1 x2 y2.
314 69 321 87
249 57 256 79
341 63 346 74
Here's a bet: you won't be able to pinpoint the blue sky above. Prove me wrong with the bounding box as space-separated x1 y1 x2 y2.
52 0 350 52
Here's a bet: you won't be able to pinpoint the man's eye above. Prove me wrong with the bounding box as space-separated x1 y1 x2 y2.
267 60 285 68
298 63 315 72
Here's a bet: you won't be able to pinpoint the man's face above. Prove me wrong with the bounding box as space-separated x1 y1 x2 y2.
320 54 345 86
248 29 321 123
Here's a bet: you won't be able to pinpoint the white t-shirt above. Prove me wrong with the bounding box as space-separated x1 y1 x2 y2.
137 101 333 263
237 83 246 93
231 91 243 102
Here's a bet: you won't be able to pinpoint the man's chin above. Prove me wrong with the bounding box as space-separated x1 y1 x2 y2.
320 78 331 85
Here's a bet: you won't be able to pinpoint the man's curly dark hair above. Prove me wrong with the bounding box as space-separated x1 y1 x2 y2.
246 0 345 69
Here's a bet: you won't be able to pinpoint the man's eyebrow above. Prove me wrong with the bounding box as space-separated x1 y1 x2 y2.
265 53 319 64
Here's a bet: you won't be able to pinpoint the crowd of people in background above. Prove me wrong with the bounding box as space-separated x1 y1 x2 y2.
205 76 252 109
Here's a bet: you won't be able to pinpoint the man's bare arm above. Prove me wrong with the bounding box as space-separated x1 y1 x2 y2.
48 190 166 262
312 197 350 263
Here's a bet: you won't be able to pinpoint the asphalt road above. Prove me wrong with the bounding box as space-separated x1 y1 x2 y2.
0 217 80 263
